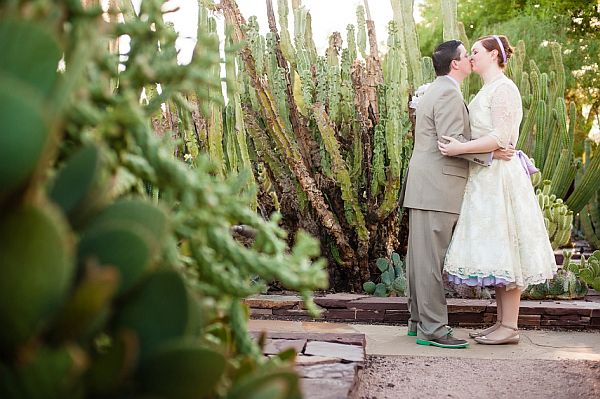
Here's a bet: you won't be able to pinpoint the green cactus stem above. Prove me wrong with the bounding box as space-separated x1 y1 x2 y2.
566 144 600 214
313 102 369 242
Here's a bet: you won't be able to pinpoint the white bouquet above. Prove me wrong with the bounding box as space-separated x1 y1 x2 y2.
408 82 432 110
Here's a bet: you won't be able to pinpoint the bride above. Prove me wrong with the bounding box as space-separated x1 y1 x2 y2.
438 35 557 345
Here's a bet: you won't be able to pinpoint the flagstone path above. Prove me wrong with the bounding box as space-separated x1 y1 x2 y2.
249 318 600 398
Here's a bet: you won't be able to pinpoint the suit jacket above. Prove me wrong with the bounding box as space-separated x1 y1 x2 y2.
402 76 491 214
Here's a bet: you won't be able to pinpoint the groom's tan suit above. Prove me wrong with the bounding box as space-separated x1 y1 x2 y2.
402 76 491 340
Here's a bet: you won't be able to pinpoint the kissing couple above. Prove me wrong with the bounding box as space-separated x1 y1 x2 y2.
401 35 557 348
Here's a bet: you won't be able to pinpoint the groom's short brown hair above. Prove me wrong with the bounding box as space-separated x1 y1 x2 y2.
432 40 463 76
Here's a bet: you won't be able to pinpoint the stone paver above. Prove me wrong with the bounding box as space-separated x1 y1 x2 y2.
295 355 342 365
296 362 358 379
262 338 306 355
304 341 365 363
249 321 366 399
300 377 356 399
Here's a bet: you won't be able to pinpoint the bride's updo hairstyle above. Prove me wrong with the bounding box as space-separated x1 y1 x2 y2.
477 35 514 69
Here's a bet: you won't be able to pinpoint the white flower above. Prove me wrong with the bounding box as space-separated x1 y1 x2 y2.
409 82 432 110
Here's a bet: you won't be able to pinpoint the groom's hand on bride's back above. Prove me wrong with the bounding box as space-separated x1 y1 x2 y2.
493 143 515 161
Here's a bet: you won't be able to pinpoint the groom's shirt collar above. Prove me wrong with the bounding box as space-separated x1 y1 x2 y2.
444 75 461 91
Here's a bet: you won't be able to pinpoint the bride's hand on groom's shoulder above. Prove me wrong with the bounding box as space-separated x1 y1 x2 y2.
438 136 462 156
493 143 516 161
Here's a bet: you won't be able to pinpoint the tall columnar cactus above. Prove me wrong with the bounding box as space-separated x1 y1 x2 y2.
277 0 296 66
441 0 459 41
356 5 368 59
567 140 600 214
215 0 417 289
580 191 600 249
457 22 472 100
206 17 226 175
421 56 436 84
391 0 423 89
377 21 410 219
225 25 258 210
509 40 600 239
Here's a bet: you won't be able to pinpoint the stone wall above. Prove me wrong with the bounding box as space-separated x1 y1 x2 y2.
245 293 600 330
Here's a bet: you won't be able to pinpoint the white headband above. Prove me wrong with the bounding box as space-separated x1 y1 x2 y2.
493 35 507 63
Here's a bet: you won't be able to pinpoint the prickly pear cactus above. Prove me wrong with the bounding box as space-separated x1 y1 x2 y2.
521 269 587 300
579 251 600 291
363 252 406 297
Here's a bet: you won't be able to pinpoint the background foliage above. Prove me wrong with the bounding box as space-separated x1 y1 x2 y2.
417 0 600 149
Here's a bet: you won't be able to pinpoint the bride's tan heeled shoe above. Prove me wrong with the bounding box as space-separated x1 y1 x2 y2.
473 324 520 345
469 322 502 338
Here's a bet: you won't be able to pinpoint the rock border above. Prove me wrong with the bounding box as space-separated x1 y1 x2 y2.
246 292 600 330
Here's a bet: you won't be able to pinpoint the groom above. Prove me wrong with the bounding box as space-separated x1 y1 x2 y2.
402 40 513 348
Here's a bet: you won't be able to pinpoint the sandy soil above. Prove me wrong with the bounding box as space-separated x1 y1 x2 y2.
355 355 600 399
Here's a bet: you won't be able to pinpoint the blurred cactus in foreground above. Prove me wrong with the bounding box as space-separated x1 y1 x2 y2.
0 1 326 397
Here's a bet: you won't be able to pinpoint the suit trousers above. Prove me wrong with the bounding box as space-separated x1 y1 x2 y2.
406 208 459 340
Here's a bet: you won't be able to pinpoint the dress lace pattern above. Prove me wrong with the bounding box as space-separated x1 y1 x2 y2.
444 75 557 290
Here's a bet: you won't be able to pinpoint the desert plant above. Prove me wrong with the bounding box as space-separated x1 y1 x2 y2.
192 0 426 290
363 252 406 297
508 41 600 215
576 140 600 249
521 268 588 300
0 1 326 397
578 250 600 292
580 194 600 249
535 181 574 249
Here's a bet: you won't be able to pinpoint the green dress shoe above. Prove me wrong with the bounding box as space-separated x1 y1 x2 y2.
416 333 468 349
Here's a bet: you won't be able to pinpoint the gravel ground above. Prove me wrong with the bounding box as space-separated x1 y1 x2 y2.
355 355 600 399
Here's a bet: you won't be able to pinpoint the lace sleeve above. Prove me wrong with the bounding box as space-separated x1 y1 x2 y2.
490 83 520 149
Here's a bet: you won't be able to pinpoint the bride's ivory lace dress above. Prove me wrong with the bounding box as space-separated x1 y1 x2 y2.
444 75 557 290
